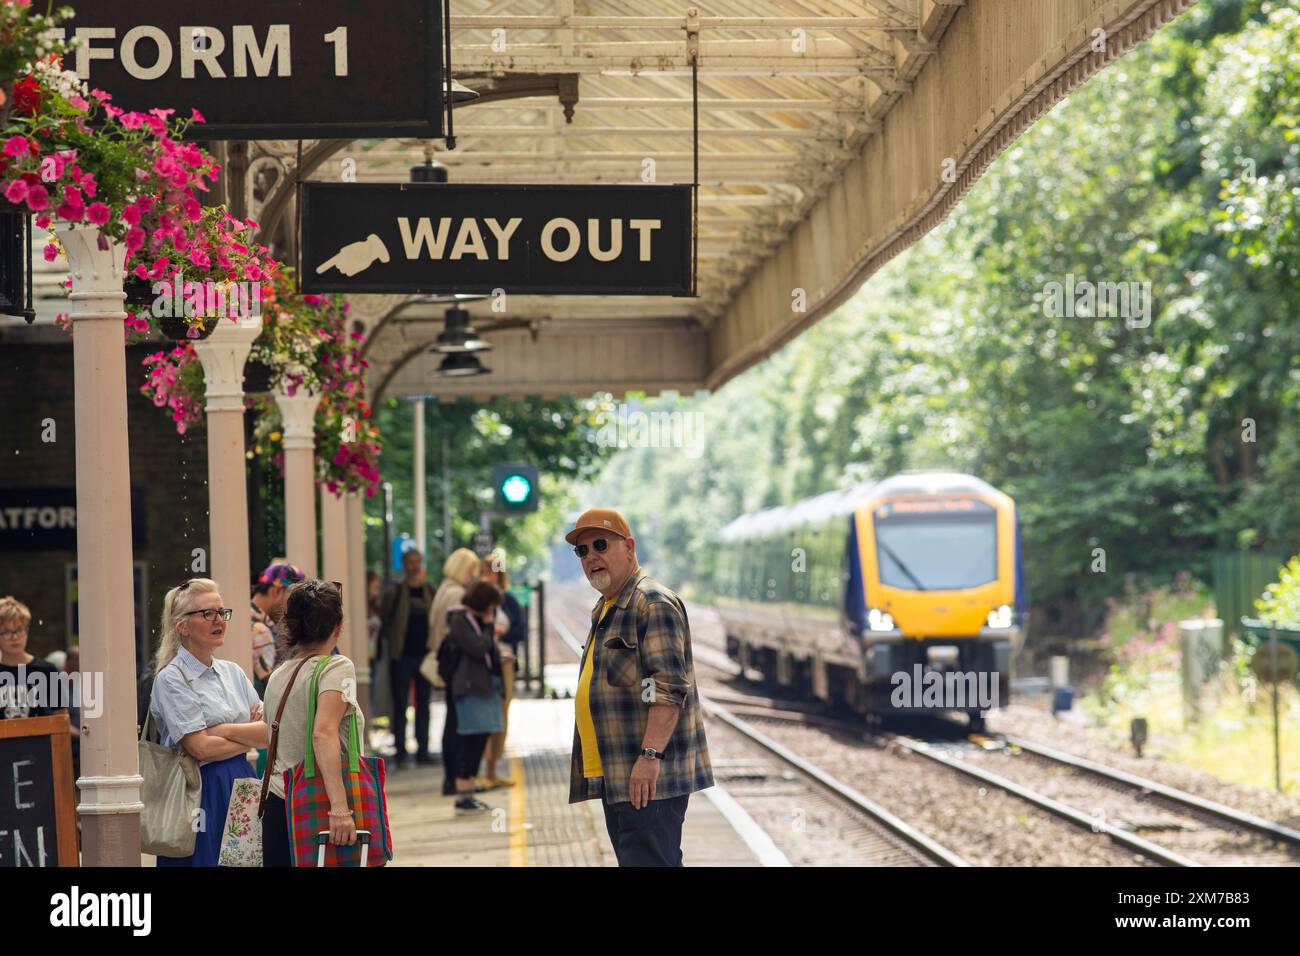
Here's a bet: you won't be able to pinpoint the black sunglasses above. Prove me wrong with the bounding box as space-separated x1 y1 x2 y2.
574 538 614 559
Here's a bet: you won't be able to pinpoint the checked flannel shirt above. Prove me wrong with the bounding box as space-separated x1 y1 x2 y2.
569 567 714 805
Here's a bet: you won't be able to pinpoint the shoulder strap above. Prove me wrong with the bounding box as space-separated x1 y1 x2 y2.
141 659 192 745
257 655 314 819
303 656 360 778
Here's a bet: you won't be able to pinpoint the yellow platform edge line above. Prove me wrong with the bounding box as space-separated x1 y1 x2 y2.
508 754 527 867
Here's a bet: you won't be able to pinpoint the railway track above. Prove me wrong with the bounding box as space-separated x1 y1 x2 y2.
549 596 968 866
547 585 1300 866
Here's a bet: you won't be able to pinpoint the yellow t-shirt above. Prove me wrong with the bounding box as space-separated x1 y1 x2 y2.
576 599 615 778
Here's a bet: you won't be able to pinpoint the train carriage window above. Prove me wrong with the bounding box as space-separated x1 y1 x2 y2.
874 503 997 591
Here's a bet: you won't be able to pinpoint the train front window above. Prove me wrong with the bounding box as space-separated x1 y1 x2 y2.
874 513 997 590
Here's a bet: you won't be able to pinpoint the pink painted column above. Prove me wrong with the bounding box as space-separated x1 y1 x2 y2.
193 317 263 676
59 223 143 866
346 491 371 719
274 388 321 577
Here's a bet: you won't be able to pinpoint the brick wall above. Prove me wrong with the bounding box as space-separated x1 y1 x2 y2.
0 341 210 667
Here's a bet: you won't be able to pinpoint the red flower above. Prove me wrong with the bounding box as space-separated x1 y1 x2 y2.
12 76 40 117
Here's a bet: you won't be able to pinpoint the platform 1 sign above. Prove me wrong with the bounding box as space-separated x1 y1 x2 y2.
56 0 444 140
300 183 694 296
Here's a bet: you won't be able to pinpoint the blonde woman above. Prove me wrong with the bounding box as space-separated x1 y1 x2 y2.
479 559 525 789
429 548 480 796
148 579 269 867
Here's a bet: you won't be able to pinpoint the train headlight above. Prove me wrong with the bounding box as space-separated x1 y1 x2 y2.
986 604 1014 629
867 608 895 632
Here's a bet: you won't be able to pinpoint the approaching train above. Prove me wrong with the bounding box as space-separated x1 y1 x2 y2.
712 472 1025 730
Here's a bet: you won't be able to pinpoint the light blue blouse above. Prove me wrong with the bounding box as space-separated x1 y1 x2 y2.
149 646 261 760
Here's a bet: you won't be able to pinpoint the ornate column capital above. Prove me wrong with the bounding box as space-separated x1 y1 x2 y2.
194 317 264 413
55 224 127 318
275 388 321 450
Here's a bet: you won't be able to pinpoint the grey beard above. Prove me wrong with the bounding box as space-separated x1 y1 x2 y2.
589 571 612 591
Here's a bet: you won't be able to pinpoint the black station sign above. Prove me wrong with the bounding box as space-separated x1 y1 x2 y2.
56 0 444 139
300 182 695 296
0 487 146 552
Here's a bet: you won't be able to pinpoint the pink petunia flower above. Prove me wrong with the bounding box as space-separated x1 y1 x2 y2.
5 179 29 204
86 202 111 225
3 136 30 158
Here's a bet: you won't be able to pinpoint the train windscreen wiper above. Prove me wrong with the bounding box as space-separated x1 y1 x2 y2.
878 539 926 591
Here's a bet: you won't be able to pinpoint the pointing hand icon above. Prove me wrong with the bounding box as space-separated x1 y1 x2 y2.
316 234 391 277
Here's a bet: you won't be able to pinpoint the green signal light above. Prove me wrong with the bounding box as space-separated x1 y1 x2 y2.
501 474 532 504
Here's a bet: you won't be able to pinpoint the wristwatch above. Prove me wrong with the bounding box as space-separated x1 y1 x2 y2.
639 747 665 760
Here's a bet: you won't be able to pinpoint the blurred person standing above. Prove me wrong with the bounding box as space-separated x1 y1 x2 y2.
565 509 713 867
479 557 524 789
444 581 504 813
381 548 437 768
429 548 481 796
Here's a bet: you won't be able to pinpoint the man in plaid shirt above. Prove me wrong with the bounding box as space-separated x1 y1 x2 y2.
566 508 713 866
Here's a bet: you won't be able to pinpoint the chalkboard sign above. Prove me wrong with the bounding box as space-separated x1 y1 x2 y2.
0 715 78 867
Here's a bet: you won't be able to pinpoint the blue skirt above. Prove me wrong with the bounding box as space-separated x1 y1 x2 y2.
157 753 255 868
456 676 505 735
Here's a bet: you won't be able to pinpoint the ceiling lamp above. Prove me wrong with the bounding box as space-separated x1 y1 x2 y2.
437 352 491 377
431 306 490 354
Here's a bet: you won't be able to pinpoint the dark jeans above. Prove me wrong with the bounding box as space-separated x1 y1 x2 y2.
600 792 689 867
442 687 458 784
455 732 489 781
390 656 432 758
262 792 291 868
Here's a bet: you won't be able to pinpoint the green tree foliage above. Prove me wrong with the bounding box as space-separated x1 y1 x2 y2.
364 396 610 579
580 0 1300 633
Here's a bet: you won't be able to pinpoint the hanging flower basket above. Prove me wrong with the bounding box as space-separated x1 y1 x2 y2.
158 314 218 341
243 359 274 393
123 275 155 307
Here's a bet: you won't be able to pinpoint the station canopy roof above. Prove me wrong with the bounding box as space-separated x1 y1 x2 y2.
13 0 1192 403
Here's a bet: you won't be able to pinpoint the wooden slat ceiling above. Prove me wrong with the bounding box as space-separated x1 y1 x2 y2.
10 0 1196 405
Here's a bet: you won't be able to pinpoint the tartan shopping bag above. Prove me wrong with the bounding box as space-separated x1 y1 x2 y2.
284 657 393 867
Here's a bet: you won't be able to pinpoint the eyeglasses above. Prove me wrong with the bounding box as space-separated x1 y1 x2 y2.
0 628 26 639
574 538 613 559
183 608 234 623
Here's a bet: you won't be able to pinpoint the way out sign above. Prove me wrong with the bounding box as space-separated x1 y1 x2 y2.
300 183 694 296
59 0 443 139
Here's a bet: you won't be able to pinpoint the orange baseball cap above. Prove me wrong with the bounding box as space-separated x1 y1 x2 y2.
565 508 632 545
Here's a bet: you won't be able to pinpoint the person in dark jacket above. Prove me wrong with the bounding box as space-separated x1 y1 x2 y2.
480 561 525 788
445 581 503 814
381 548 438 767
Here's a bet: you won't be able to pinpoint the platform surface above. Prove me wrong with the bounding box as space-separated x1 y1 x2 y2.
384 694 763 867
